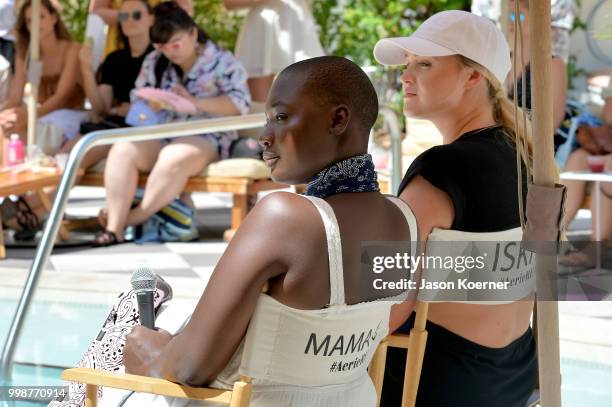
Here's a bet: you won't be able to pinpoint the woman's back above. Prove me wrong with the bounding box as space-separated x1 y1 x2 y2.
398 125 533 347
266 192 414 309
205 193 417 407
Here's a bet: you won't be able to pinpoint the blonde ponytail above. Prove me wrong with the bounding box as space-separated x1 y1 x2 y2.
458 55 534 177
458 55 559 228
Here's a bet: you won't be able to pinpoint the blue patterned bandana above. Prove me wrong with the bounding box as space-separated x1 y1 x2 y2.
305 154 380 199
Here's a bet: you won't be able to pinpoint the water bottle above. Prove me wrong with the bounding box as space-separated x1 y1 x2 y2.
7 134 25 166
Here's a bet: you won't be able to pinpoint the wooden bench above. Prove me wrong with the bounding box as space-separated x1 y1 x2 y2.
79 158 290 240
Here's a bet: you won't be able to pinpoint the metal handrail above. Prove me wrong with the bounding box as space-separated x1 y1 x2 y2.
0 114 266 382
0 109 404 382
379 106 403 194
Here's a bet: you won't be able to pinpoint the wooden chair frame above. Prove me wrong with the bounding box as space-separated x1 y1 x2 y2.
76 172 288 240
61 368 252 407
368 302 429 407
63 299 426 407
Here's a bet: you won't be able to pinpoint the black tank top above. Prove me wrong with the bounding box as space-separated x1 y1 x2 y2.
397 125 528 233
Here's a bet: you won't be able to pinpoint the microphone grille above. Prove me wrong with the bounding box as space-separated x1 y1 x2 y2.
130 264 157 292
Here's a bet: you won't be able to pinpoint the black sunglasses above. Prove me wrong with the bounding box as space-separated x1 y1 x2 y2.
118 10 143 22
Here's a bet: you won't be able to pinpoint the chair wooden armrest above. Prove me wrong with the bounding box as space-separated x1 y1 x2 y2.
369 302 429 407
61 368 252 407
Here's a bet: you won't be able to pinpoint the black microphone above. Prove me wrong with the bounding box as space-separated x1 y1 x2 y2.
130 265 157 329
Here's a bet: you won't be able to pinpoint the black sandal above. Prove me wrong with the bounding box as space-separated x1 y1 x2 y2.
13 197 42 241
92 230 125 247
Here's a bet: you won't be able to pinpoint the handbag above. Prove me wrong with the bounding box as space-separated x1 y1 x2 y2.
125 191 199 243
48 277 173 406
36 121 64 156
125 99 167 127
576 125 612 155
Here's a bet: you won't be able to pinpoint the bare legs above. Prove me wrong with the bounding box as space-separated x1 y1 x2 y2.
561 148 612 240
562 148 589 228
103 136 218 241
596 156 612 241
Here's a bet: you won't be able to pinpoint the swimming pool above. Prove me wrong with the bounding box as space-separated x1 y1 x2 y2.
1 298 612 406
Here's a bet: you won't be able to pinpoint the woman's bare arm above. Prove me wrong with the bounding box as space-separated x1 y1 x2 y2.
193 95 241 116
389 175 454 332
1 53 26 110
79 45 113 114
90 0 119 25
141 192 321 385
37 42 82 117
173 85 243 116
551 57 568 130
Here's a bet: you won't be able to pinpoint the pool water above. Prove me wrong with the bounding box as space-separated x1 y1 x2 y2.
1 299 612 406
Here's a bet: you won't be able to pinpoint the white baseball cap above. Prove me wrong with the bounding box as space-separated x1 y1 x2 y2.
373 10 511 84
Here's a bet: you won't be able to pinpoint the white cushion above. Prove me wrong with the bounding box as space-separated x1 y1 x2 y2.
88 158 271 180
201 158 270 179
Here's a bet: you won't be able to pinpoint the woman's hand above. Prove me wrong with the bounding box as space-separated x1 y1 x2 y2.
172 85 198 109
113 102 131 117
0 106 27 135
147 99 165 112
124 326 172 377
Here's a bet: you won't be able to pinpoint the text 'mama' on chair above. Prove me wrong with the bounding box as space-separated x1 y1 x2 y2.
61 301 428 407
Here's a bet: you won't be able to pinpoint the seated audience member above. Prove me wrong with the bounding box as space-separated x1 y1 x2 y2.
90 0 192 57
55 56 417 407
0 0 16 99
0 0 86 165
507 1 569 147
374 11 539 406
561 83 612 264
61 0 155 171
94 1 250 246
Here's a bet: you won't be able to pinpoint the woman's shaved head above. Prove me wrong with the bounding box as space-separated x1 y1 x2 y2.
280 56 379 137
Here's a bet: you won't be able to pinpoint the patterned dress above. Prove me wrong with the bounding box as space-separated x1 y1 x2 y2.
133 40 251 159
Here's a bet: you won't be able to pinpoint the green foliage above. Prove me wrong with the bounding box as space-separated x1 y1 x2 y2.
55 0 470 113
567 54 586 90
56 0 243 51
192 0 243 52
57 0 89 42
312 0 470 67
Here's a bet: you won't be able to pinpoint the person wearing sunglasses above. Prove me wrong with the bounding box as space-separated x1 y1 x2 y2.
63 0 155 173
93 1 250 246
90 0 193 57
507 0 570 156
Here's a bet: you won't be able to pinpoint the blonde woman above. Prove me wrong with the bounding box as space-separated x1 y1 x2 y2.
375 11 539 406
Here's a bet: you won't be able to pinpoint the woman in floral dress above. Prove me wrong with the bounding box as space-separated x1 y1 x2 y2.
94 1 250 246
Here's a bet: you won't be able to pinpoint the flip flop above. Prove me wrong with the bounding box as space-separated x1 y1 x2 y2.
92 230 126 247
